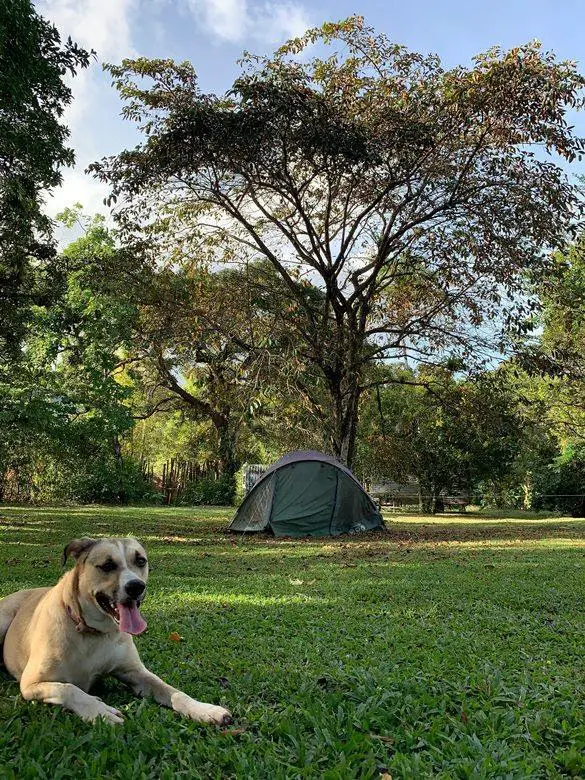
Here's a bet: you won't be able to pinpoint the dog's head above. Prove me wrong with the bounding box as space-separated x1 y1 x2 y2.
63 536 149 635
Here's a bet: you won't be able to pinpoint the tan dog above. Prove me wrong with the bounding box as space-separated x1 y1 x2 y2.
0 536 231 726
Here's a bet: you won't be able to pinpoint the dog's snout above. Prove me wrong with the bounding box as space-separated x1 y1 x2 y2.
125 579 146 599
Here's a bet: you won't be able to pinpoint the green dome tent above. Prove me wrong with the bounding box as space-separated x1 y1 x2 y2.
228 451 384 537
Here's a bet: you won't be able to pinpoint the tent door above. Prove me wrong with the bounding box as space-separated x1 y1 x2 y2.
270 462 338 537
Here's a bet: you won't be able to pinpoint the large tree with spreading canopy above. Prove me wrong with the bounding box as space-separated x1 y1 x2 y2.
91 16 585 466
0 0 91 360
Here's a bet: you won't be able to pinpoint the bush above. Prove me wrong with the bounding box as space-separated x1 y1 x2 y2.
532 444 585 516
32 453 159 504
179 474 235 506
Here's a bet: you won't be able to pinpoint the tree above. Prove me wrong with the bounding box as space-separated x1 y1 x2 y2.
0 208 140 502
532 442 585 516
540 235 585 373
91 17 585 466
113 258 327 477
512 235 585 440
0 0 91 360
129 273 259 478
358 367 523 512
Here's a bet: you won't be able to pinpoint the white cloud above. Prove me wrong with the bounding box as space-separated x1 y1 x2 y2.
193 0 247 42
37 0 137 62
187 0 311 44
33 0 312 228
46 169 109 220
47 170 111 247
36 0 137 132
252 2 310 43
35 0 139 220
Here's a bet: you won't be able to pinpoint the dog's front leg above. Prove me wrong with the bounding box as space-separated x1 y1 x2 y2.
115 662 231 725
20 680 124 724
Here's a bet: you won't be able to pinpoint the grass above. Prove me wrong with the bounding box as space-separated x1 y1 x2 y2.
0 506 584 779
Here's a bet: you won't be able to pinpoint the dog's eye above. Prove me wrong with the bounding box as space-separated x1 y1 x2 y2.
135 555 147 568
98 560 118 573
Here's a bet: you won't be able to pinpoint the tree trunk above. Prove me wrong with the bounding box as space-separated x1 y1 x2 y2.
330 373 361 468
112 435 125 503
213 412 240 479
418 480 436 513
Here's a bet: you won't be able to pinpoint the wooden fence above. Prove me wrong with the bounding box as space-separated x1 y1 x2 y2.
150 459 220 505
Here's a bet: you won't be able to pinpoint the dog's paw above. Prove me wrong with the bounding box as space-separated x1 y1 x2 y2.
195 703 232 726
81 698 124 725
171 692 231 725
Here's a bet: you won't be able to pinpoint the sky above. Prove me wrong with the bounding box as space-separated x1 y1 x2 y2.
35 0 585 223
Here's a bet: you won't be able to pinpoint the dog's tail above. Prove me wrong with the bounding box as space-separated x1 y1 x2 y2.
0 590 35 649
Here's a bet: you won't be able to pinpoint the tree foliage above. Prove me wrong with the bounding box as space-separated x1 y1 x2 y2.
512 234 585 442
0 0 91 360
358 367 523 511
0 208 143 502
109 257 328 476
532 442 585 515
91 16 585 465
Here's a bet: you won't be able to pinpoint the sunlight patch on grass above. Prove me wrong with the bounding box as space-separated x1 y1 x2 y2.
384 512 580 525
156 590 325 607
422 537 585 550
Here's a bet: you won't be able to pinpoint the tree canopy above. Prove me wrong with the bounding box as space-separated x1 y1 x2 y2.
0 0 91 360
358 366 523 511
91 16 585 465
2 12 585 510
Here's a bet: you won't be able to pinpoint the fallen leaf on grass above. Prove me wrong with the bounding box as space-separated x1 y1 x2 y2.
289 578 303 585
168 631 183 642
370 733 394 746
220 728 246 737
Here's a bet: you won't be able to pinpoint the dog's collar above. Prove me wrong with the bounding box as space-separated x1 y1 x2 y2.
65 603 102 635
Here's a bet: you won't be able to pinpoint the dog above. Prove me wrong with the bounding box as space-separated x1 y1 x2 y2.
0 536 231 726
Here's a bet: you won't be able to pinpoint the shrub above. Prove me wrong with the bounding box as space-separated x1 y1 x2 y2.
179 474 235 506
32 453 159 504
532 444 585 516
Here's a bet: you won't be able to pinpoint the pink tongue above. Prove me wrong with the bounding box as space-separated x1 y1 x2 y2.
117 602 147 635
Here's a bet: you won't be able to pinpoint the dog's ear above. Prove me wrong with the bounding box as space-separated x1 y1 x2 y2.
62 537 98 567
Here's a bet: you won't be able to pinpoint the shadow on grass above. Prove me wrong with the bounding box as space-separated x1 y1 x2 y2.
1 509 585 578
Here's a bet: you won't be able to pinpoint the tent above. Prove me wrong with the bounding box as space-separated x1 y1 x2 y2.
228 451 384 537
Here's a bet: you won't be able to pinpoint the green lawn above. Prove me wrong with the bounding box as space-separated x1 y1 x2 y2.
0 506 584 779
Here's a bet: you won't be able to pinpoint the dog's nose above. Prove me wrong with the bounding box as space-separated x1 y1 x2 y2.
125 579 146 599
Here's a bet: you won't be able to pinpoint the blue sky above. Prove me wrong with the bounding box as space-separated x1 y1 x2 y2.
36 0 585 220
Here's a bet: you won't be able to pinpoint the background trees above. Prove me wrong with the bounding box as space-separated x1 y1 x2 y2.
0 0 90 360
357 367 524 511
91 17 584 466
2 10 585 509
89 245 329 479
0 2 93 500
0 208 145 503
